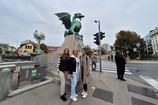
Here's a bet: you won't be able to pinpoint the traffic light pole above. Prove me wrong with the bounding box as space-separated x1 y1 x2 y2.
98 21 102 72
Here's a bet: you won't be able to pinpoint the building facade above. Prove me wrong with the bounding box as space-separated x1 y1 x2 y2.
8 46 16 52
18 40 35 55
47 46 60 53
102 43 110 52
150 27 158 55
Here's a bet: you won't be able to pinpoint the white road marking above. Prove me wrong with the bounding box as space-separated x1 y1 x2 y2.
140 75 158 90
95 62 132 75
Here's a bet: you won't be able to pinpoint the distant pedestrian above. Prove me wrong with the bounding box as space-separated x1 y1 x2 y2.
108 55 110 61
111 54 113 61
115 50 126 81
91 53 97 71
80 48 90 99
69 48 80 102
58 48 70 101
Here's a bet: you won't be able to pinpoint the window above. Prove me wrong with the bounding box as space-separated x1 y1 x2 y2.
30 46 32 49
25 46 27 49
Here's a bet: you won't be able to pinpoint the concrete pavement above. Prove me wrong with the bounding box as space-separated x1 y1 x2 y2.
127 60 158 64
0 71 158 105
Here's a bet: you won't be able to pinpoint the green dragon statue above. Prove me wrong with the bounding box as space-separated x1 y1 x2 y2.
55 12 84 37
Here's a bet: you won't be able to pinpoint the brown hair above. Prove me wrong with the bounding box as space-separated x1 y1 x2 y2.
116 50 121 55
61 48 70 60
82 48 86 52
72 48 78 55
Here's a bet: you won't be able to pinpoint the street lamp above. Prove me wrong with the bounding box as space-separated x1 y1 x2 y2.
1 43 8 54
33 30 45 53
94 20 102 72
136 42 141 60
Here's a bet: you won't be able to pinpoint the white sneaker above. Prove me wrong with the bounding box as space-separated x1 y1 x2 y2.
82 92 88 99
75 94 78 97
81 91 85 95
70 96 78 101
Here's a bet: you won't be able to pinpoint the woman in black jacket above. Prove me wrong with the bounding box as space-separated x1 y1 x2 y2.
115 50 126 81
58 48 70 101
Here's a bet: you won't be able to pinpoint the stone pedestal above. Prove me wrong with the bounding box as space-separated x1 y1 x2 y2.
57 34 84 54
33 34 84 71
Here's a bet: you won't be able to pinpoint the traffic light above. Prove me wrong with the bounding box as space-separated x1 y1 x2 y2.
100 32 105 40
94 33 100 45
110 46 113 51
115 45 120 50
110 46 115 51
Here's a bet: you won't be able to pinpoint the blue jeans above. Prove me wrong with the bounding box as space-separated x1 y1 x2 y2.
71 72 77 97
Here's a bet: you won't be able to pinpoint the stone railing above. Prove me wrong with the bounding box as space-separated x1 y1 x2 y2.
0 61 46 101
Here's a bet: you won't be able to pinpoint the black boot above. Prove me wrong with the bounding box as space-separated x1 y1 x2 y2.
120 78 126 81
60 95 67 101
64 92 66 96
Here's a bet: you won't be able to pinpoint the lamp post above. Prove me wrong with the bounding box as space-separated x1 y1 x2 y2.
136 42 141 60
94 20 102 72
33 30 45 53
2 44 8 54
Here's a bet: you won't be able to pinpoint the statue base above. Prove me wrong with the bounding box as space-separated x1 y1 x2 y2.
57 34 84 54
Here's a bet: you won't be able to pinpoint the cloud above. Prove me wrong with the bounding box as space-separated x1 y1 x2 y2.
0 0 158 48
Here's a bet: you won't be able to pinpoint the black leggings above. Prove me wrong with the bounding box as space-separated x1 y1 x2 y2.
83 84 87 91
82 66 87 91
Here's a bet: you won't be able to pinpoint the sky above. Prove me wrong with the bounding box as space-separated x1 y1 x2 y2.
0 0 158 49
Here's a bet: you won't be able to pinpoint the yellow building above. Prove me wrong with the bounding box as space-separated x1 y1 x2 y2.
18 40 35 55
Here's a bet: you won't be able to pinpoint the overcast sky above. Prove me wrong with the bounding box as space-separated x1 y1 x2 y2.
0 0 158 48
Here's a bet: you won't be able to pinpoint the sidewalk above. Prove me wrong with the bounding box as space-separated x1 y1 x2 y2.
127 60 158 64
0 71 158 105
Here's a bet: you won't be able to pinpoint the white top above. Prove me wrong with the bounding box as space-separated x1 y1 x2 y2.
71 55 80 74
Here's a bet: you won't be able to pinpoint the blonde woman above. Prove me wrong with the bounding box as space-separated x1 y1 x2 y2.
69 48 80 101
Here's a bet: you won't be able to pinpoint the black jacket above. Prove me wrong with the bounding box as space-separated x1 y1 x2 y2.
69 57 76 75
115 54 126 71
59 56 69 71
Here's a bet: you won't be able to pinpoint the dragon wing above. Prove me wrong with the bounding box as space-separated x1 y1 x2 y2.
55 12 71 30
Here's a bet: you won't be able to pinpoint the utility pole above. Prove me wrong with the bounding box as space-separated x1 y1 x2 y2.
94 20 105 72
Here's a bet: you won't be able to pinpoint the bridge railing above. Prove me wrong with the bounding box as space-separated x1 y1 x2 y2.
0 61 46 101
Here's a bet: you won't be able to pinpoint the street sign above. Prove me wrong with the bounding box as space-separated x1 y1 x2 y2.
133 48 137 52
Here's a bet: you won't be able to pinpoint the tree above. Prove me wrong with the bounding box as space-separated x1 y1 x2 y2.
0 48 2 53
114 30 146 59
40 43 49 54
84 45 92 57
101 47 106 55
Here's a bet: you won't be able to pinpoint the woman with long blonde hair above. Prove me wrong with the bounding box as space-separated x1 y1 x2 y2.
69 48 80 102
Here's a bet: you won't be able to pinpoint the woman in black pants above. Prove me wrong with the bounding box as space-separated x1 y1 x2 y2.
79 48 90 99
115 50 126 81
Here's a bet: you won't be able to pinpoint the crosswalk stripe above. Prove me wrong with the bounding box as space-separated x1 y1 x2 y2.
139 75 158 90
95 69 132 74
94 62 132 75
96 68 130 72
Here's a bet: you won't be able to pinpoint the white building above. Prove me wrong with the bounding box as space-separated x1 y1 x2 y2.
150 27 158 55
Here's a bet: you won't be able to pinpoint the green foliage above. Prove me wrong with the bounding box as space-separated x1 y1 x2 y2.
84 45 92 57
101 47 106 55
0 48 2 53
40 43 49 54
114 30 146 59
96 47 106 55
